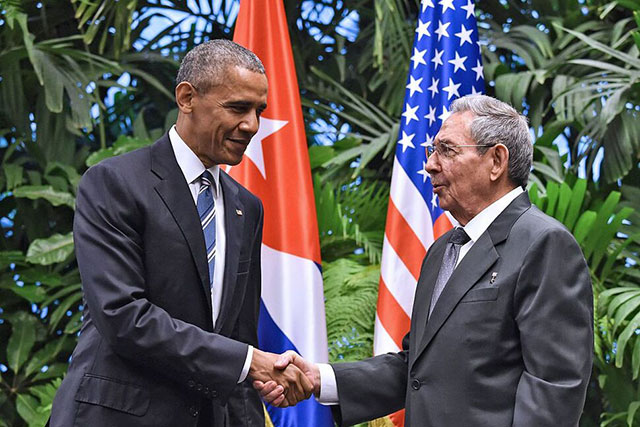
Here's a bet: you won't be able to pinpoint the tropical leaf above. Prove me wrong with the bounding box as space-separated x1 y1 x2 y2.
12 185 75 209
25 233 74 266
6 312 38 374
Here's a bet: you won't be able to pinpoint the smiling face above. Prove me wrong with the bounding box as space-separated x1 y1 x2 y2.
175 65 268 167
425 111 496 225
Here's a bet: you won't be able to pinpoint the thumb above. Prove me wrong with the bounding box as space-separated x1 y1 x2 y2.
274 350 297 370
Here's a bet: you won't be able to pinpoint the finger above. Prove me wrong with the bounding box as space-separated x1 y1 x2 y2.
252 380 266 391
275 351 296 369
299 371 313 398
256 381 280 399
262 385 285 404
272 394 286 407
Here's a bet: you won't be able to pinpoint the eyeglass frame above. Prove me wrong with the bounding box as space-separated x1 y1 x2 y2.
425 141 497 158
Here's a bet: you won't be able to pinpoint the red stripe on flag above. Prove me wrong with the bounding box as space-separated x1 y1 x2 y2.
376 278 411 349
385 198 427 281
433 214 453 240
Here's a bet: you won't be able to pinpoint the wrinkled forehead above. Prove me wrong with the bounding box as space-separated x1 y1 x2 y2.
435 111 474 144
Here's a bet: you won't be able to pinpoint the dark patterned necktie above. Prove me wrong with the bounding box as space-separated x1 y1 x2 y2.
429 227 471 318
197 171 216 288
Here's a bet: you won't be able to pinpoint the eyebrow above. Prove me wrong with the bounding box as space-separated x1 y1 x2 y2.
224 100 268 110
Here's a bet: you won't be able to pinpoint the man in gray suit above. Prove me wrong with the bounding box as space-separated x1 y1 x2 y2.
256 94 593 426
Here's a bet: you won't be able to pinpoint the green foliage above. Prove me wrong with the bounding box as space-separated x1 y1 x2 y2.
323 259 379 362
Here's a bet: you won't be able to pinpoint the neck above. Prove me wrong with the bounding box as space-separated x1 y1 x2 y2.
453 183 518 226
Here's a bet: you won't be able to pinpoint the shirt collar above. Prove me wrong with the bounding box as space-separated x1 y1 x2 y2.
463 186 524 243
169 125 221 197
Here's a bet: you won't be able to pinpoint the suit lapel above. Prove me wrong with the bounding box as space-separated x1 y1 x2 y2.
151 136 212 316
412 192 532 364
214 172 246 333
414 234 498 359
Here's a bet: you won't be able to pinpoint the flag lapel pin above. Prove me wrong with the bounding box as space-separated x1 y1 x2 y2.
490 272 498 284
236 209 243 216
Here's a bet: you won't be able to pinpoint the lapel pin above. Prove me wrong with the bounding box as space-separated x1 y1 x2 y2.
490 272 498 284
236 209 243 216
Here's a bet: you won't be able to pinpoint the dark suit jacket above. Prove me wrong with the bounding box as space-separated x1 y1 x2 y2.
50 134 265 427
332 193 593 426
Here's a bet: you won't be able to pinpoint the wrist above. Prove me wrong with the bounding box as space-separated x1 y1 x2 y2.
312 364 321 397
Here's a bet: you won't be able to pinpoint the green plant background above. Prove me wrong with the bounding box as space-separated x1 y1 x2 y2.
0 1 639 426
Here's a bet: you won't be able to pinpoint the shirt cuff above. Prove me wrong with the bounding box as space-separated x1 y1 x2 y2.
238 345 253 383
316 363 339 405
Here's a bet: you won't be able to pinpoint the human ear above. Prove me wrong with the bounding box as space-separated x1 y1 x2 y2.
175 82 197 114
490 144 509 182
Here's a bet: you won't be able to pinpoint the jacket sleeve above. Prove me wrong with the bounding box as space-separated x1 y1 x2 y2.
74 162 249 404
331 332 410 426
512 226 593 426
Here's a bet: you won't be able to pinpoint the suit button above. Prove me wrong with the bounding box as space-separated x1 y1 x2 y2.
411 379 421 390
189 405 199 417
196 383 203 391
211 390 218 399
188 380 195 389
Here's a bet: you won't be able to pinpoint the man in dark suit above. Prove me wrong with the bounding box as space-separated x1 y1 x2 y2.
50 40 311 427
256 95 593 426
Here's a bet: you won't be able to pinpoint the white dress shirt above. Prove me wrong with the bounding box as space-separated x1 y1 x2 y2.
169 126 253 383
317 186 525 404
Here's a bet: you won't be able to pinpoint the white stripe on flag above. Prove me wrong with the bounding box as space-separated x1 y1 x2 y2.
373 314 401 355
260 244 328 363
380 236 417 317
390 156 435 245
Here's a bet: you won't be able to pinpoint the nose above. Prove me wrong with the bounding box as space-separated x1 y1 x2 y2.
426 150 439 174
240 111 260 135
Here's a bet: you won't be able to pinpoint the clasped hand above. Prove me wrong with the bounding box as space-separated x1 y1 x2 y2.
250 350 319 407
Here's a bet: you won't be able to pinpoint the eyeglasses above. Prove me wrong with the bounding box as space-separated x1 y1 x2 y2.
426 142 496 158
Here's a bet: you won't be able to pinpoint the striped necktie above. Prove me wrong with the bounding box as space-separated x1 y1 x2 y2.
197 171 216 287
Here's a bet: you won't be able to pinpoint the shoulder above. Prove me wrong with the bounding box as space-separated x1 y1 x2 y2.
509 204 582 254
220 170 262 210
81 144 152 186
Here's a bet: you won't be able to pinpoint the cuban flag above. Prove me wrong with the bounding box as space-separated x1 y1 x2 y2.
373 0 484 425
231 1 333 426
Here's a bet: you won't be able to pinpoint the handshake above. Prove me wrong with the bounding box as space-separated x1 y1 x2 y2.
249 349 320 407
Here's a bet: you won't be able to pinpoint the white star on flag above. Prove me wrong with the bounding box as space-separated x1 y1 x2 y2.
421 0 435 12
243 117 288 179
431 193 439 208
455 24 474 46
417 161 430 182
472 59 484 81
431 48 444 69
411 47 427 69
424 105 436 125
442 78 461 100
439 105 452 122
416 20 431 41
448 51 468 72
398 131 416 153
461 0 476 18
439 0 455 13
402 104 420 125
428 77 439 97
435 20 450 41
406 75 424 97
421 133 435 149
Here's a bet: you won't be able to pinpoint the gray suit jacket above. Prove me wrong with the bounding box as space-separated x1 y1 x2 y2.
332 193 593 426
50 135 265 427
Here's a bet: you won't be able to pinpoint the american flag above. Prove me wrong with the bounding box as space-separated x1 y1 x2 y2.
373 0 484 424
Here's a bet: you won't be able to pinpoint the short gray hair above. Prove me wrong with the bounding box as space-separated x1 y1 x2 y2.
176 39 265 93
450 95 532 187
